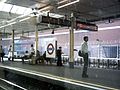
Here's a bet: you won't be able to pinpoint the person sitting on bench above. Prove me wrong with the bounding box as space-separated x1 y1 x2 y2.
35 50 41 64
22 51 29 63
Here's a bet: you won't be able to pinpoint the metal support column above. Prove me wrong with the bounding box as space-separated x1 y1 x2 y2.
35 25 38 56
12 29 14 61
69 13 75 68
0 32 1 46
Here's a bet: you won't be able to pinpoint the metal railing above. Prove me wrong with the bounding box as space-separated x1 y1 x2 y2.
62 56 120 70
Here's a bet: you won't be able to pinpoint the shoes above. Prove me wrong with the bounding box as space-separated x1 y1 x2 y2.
82 74 89 78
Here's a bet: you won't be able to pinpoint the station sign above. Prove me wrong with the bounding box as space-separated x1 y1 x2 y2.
76 21 98 31
46 40 56 58
47 43 54 55
37 15 98 31
38 16 70 26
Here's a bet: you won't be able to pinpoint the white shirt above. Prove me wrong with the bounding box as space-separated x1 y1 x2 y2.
81 41 88 54
30 47 35 54
8 47 12 52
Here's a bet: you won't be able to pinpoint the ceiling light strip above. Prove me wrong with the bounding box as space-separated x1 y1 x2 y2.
57 0 68 4
29 26 120 37
0 0 7 3
19 17 31 22
99 26 120 30
2 25 120 40
39 6 51 11
57 0 79 9
0 16 34 29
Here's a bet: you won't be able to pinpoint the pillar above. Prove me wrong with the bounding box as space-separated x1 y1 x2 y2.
35 25 38 56
69 13 75 68
12 29 14 61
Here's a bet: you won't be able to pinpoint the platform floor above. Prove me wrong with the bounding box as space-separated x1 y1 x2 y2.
0 61 120 90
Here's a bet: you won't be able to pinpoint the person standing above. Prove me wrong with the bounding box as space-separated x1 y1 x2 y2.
35 50 40 64
57 47 63 66
0 46 5 62
81 36 89 78
30 44 35 55
0 46 2 62
29 44 35 64
8 45 12 61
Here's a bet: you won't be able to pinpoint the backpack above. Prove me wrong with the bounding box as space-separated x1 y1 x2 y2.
78 50 82 56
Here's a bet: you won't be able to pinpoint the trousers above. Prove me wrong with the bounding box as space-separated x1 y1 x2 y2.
82 53 88 75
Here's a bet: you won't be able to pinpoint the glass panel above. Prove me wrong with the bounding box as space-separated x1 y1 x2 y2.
0 3 5 11
24 8 32 15
2 3 12 12
15 6 27 14
11 5 19 14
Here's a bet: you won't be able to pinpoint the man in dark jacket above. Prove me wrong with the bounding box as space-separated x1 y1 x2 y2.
57 47 62 66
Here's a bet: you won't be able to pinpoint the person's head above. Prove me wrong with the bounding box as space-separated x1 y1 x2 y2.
31 44 33 47
83 36 88 42
59 47 62 50
25 51 28 53
10 45 12 47
37 50 39 53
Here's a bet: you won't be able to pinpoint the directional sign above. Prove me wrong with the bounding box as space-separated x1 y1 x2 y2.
37 15 98 31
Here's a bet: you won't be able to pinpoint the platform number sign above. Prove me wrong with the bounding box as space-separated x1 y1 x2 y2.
47 43 54 55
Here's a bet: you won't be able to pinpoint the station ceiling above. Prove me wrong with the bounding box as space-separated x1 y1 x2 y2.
0 0 120 34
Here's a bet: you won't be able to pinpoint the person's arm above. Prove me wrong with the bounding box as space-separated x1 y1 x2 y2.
81 43 85 53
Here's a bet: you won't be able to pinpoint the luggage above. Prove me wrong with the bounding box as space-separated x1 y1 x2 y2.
78 50 83 57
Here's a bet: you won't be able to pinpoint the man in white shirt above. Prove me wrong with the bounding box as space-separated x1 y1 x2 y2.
30 44 35 55
81 36 89 78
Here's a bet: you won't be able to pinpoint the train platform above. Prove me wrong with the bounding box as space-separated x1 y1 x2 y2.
0 61 120 90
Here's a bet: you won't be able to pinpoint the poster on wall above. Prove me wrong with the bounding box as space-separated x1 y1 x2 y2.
46 40 56 58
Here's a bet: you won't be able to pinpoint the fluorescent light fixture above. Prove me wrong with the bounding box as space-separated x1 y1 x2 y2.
0 17 32 29
0 3 32 15
39 6 51 11
0 21 16 29
0 0 7 3
99 26 120 30
49 13 64 18
0 15 35 29
58 0 79 9
19 17 31 22
57 0 68 4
